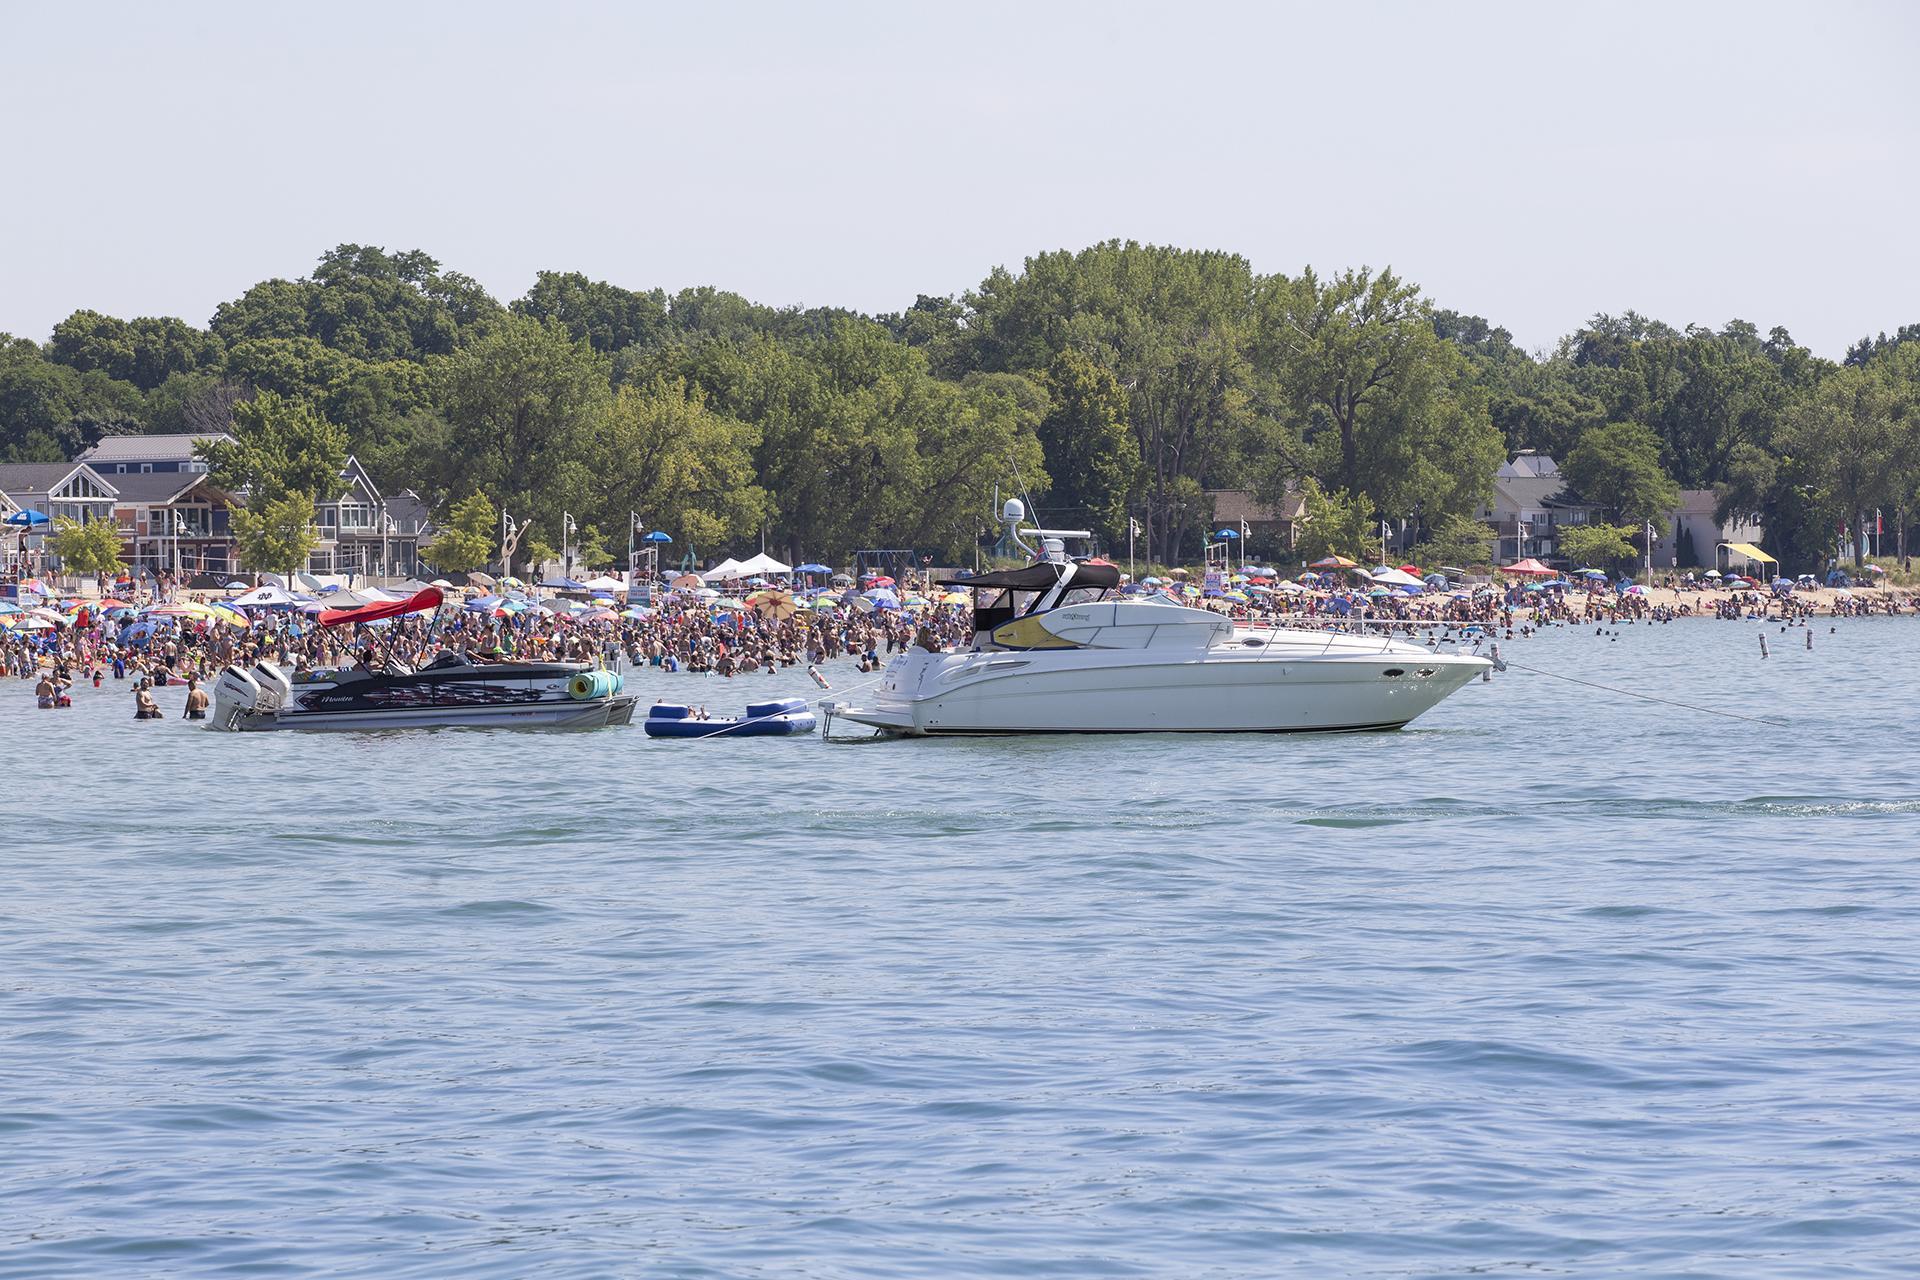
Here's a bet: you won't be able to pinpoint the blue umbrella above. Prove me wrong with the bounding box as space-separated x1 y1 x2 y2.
642 531 673 543
795 563 832 574
1214 528 1239 540
4 509 50 528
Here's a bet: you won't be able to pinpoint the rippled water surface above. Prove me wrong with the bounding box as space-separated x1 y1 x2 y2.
5 618 1919 1278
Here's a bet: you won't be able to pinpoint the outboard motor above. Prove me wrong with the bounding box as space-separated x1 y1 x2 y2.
212 665 265 730
250 661 294 712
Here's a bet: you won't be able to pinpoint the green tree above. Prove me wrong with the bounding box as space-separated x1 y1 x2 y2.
1293 480 1374 564
573 525 611 570
199 391 349 575
428 315 610 525
231 492 320 576
1036 348 1139 540
1783 365 1895 566
1262 267 1500 530
1563 421 1682 525
1558 522 1639 571
200 391 350 501
1410 513 1495 570
49 516 126 577
211 244 501 361
513 271 670 353
959 241 1258 561
593 377 766 554
421 492 496 572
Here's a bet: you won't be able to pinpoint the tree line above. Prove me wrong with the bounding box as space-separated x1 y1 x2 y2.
2 242 1915 573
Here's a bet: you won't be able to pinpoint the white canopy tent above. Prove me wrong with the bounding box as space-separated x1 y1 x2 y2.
701 558 747 582
733 552 793 576
581 575 626 592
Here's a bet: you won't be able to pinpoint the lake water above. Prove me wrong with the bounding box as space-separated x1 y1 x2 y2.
4 617 1918 1278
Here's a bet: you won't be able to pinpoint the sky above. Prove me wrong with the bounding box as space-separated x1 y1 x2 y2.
2 0 1915 358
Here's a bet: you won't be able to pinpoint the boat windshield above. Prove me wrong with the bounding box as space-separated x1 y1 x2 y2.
1054 586 1111 610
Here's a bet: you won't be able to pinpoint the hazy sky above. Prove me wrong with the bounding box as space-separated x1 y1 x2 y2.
3 1 1914 357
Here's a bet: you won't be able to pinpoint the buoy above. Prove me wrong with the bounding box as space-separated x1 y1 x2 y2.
1759 635 1768 659
808 665 830 690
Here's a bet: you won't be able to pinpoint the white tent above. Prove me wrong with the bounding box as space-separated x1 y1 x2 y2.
733 552 793 576
581 574 626 592
701 558 747 582
1371 567 1425 588
233 585 295 607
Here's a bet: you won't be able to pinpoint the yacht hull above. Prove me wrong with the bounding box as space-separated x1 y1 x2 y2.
828 644 1488 736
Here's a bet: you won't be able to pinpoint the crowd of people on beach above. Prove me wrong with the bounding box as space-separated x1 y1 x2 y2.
3 565 1910 721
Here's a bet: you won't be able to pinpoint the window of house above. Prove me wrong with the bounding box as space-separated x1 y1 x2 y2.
141 464 153 473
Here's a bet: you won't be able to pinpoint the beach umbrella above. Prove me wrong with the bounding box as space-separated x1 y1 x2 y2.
1703 569 1722 578
622 606 654 619
940 591 970 605
694 587 720 601
795 562 831 574
748 588 798 620
1308 555 1357 570
1865 564 1887 575
430 578 454 589
670 573 703 588
810 597 838 611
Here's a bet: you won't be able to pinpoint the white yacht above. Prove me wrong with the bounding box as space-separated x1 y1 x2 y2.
823 520 1489 737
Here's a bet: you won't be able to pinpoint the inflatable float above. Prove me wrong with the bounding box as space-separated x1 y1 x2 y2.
643 698 818 738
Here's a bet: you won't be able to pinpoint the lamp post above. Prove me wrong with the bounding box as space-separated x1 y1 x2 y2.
561 511 578 580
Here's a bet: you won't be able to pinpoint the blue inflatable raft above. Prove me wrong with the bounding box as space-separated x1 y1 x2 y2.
643 698 818 738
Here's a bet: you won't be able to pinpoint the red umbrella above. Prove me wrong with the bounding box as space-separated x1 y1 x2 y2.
1501 558 1556 577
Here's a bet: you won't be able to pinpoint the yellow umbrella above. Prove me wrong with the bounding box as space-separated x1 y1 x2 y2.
747 588 797 621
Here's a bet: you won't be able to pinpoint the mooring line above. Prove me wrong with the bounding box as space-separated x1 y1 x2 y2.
1499 659 1789 727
